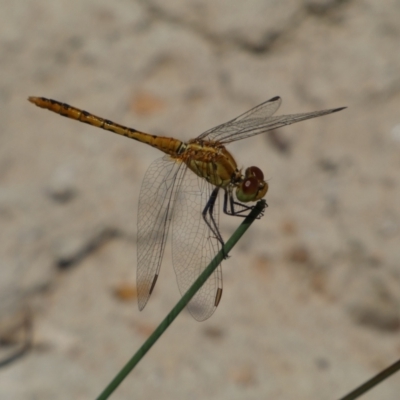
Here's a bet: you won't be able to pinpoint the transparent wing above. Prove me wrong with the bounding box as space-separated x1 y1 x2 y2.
197 96 345 144
171 169 223 321
197 96 281 142
137 156 186 310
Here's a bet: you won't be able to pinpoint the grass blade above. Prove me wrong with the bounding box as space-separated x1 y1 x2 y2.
338 358 400 400
96 199 266 400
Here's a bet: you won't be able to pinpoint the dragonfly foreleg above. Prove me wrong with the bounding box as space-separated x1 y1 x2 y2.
223 190 267 219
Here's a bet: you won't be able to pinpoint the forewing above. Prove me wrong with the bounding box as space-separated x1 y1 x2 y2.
137 156 185 310
197 96 282 141
197 96 345 144
218 107 345 144
171 169 223 321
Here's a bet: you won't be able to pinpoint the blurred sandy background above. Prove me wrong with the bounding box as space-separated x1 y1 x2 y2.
0 1 400 399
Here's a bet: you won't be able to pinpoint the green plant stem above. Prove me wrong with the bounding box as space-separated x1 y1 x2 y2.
96 199 266 400
338 358 400 400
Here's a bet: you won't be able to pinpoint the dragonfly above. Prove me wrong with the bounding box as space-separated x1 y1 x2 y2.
28 95 345 321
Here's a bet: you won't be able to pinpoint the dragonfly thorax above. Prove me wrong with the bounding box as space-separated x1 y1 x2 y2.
183 141 239 188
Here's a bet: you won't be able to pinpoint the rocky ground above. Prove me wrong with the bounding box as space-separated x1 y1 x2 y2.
0 0 400 399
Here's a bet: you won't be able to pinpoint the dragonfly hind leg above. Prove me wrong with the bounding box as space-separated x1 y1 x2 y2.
202 187 228 259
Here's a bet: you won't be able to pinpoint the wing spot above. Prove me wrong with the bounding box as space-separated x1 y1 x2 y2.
215 288 223 307
149 274 159 295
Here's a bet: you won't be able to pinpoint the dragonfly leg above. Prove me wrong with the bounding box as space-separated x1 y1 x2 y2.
223 190 267 219
202 187 228 258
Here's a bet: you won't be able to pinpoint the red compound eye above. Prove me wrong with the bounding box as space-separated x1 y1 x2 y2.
241 177 259 195
236 166 268 202
245 166 264 181
236 176 260 202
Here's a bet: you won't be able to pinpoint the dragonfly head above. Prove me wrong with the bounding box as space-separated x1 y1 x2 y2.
236 166 268 202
